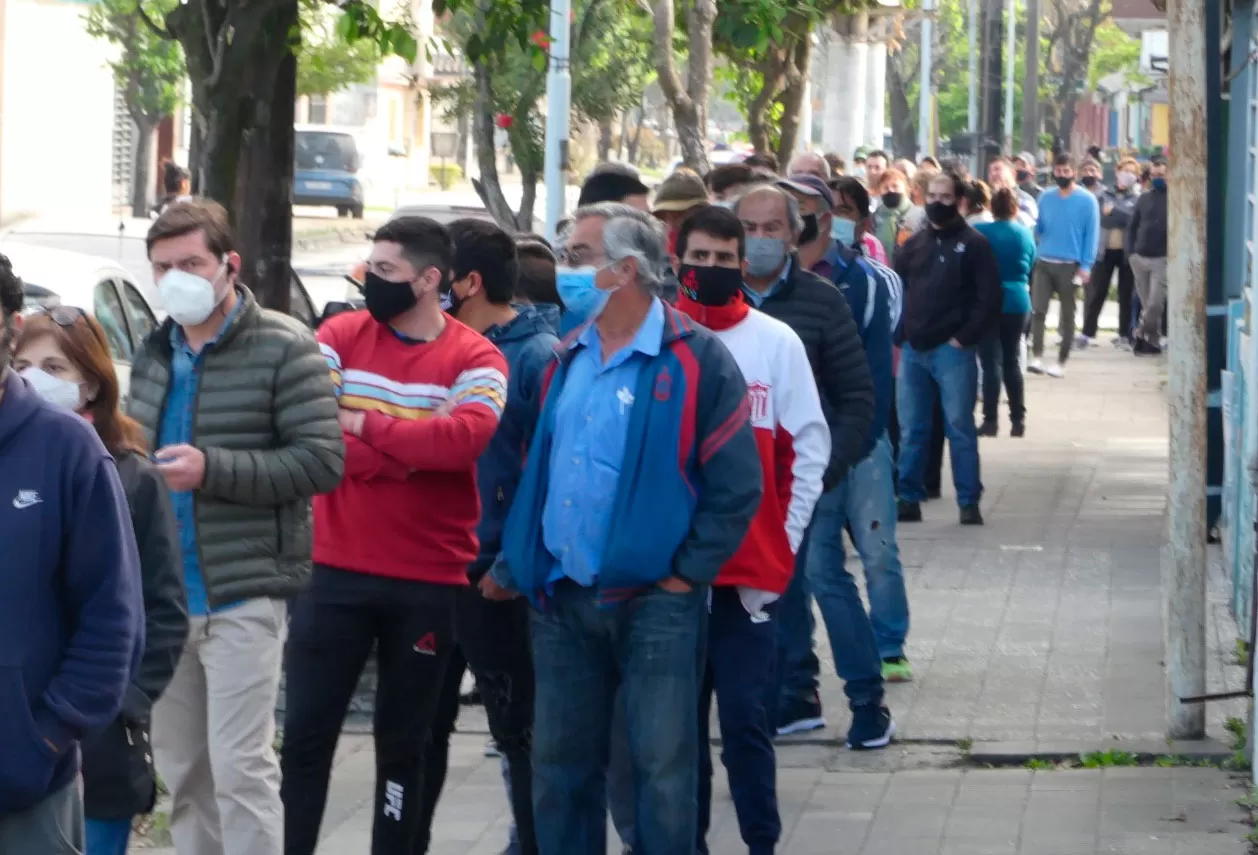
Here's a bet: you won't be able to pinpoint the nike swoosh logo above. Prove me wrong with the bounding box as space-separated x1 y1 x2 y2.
13 498 41 509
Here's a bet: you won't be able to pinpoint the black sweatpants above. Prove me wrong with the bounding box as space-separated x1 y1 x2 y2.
419 588 538 854
1082 247 1134 339
280 566 456 855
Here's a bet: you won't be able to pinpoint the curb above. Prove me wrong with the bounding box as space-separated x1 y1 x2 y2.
968 737 1235 766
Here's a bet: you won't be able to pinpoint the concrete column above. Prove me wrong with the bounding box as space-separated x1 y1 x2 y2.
798 76 813 152
821 25 867 159
865 39 887 149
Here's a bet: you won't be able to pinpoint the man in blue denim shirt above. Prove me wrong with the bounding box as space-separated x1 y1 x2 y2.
501 203 761 854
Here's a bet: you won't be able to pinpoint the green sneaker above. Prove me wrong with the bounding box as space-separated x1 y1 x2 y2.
881 657 913 683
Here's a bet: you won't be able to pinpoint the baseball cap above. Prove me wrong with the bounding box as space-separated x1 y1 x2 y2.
1015 151 1037 168
651 170 709 213
778 174 835 210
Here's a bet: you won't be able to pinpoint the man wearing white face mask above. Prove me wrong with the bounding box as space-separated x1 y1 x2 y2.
126 200 345 855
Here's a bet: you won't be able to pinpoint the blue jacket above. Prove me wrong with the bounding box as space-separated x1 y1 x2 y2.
471 306 559 581
818 244 893 461
974 220 1037 315
502 304 763 604
0 369 144 813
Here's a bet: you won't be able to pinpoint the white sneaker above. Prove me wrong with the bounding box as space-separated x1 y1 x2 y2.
1027 359 1045 375
1046 363 1066 378
1074 335 1092 349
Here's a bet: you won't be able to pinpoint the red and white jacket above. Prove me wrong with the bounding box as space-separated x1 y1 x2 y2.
678 293 830 598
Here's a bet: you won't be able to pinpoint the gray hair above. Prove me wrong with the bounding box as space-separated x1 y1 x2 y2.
733 184 805 236
787 152 832 181
567 202 669 295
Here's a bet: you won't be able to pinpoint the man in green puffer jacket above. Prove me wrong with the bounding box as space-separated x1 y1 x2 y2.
126 199 344 855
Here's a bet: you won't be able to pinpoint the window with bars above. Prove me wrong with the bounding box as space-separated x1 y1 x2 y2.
110 81 133 209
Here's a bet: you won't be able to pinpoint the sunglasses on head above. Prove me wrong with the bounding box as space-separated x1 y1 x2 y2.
34 305 87 326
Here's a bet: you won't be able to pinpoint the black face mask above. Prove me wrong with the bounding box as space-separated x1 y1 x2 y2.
364 271 419 324
1016 169 1034 184
1055 175 1074 189
881 192 904 210
678 264 744 307
1081 176 1099 188
799 213 819 245
925 201 958 227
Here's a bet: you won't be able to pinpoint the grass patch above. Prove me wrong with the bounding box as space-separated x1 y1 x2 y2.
956 737 973 753
1080 749 1139 768
1237 639 1251 668
1024 758 1056 771
1224 716 1249 771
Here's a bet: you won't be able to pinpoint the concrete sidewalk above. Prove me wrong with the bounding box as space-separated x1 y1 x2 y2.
132 336 1255 853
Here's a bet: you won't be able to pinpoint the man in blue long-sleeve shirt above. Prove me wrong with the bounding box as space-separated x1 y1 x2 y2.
1030 153 1100 377
0 254 143 852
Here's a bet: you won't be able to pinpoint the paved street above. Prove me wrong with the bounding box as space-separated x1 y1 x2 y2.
134 331 1255 853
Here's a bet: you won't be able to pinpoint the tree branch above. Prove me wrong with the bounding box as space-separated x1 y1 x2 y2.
135 1 175 40
651 0 690 112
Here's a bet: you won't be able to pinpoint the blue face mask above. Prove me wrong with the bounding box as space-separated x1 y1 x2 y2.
830 216 857 246
745 237 788 278
556 265 616 326
1151 177 1167 192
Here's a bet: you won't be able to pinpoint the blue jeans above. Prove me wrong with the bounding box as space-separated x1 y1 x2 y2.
698 588 779 855
807 433 909 665
773 529 821 706
897 342 982 506
85 817 132 855
531 581 707 855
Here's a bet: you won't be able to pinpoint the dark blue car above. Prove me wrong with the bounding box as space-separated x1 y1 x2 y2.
294 126 365 218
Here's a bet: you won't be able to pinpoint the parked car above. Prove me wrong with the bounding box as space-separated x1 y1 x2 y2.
295 125 365 219
1 218 322 329
1 241 159 398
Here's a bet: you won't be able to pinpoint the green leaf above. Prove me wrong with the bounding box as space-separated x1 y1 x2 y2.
530 47 546 72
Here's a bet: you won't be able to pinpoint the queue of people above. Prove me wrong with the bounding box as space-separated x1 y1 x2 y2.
0 141 1168 855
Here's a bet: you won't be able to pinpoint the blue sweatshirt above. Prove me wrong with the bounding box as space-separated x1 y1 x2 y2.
0 369 143 813
974 220 1037 315
473 305 558 581
1035 185 1100 271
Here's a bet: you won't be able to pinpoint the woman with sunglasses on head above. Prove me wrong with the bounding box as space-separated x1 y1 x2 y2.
13 307 188 855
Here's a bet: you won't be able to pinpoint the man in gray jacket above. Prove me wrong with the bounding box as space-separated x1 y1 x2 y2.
128 200 344 855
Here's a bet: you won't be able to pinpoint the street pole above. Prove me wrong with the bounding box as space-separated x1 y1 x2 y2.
1021 0 1039 154
1166 0 1208 740
543 0 572 242
918 0 935 158
967 0 978 175
1003 0 1015 153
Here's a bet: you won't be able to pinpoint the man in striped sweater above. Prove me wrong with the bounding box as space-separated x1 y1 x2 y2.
673 205 830 855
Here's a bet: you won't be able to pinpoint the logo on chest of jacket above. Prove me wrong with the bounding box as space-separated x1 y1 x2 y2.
747 381 771 423
413 632 437 655
654 367 673 402
12 490 41 509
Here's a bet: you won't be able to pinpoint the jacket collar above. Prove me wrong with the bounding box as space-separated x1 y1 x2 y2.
147 284 261 358
554 299 696 364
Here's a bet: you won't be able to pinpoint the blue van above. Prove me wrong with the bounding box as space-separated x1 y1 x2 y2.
294 126 365 218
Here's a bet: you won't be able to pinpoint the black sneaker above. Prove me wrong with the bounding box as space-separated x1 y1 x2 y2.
775 693 826 736
846 704 896 750
978 420 998 437
1136 339 1163 357
897 499 922 522
960 504 984 525
1010 421 1025 438
925 487 942 500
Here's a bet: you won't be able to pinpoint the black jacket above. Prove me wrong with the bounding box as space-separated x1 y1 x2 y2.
894 219 1003 352
81 450 188 820
1126 187 1167 258
753 257 874 487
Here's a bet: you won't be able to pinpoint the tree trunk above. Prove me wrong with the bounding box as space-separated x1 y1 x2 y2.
775 37 812 163
517 166 539 232
887 49 919 160
598 118 613 162
617 111 629 160
651 0 714 172
130 117 157 219
627 106 645 165
469 62 518 229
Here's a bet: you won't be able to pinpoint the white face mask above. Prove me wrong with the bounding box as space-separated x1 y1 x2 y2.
159 258 228 326
21 366 82 411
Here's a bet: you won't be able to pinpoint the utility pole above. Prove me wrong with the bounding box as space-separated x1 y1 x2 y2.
918 0 935 157
1003 0 1015 152
543 0 572 242
1021 0 1039 154
967 0 978 175
1165 0 1208 740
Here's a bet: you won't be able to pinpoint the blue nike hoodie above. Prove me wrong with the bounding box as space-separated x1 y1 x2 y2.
471 305 559 581
0 369 144 813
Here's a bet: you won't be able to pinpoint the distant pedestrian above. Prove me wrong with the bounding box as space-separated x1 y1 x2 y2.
894 171 1002 526
871 168 920 266
1029 154 1100 378
1126 157 1168 356
893 157 917 183
986 157 1038 227
1012 151 1042 201
14 310 188 855
131 200 345 855
974 189 1037 438
577 162 651 211
962 180 994 225
1080 157 1140 349
706 163 756 203
0 256 143 854
788 151 832 182
825 152 847 177
863 149 890 196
